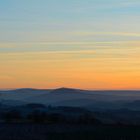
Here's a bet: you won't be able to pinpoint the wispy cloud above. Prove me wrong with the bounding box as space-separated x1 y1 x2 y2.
73 1 140 12
73 32 140 37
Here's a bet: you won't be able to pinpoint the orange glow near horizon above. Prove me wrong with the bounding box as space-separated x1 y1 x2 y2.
0 41 140 90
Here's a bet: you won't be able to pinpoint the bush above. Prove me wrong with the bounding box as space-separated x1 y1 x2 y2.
3 110 22 122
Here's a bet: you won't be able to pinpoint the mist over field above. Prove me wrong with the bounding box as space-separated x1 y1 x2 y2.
0 88 140 124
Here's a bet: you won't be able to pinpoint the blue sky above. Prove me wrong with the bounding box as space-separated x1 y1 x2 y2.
0 0 140 43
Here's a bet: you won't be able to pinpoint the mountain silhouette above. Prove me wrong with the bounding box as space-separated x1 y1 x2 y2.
49 87 81 94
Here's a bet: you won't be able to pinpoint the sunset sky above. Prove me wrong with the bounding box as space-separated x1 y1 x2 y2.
0 0 140 89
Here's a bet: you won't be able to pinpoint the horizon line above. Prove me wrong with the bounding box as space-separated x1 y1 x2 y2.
0 87 140 91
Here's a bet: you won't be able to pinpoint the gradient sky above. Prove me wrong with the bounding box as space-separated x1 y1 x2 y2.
0 0 140 89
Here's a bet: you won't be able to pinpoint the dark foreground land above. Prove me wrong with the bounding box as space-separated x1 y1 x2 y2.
0 123 140 140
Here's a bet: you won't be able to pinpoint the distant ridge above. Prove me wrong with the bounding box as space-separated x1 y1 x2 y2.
0 87 140 92
49 87 81 94
0 88 52 93
0 87 140 110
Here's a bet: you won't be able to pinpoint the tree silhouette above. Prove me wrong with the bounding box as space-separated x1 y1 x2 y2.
3 110 22 122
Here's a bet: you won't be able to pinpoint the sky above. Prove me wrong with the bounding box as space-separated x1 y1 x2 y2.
0 0 140 90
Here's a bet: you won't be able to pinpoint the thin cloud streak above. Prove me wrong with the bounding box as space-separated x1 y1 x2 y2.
73 32 140 37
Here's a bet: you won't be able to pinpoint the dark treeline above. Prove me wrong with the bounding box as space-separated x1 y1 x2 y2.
2 109 101 125
0 105 140 140
0 123 139 140
1 104 140 140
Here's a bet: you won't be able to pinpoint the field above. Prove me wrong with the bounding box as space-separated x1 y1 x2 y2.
0 123 139 140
